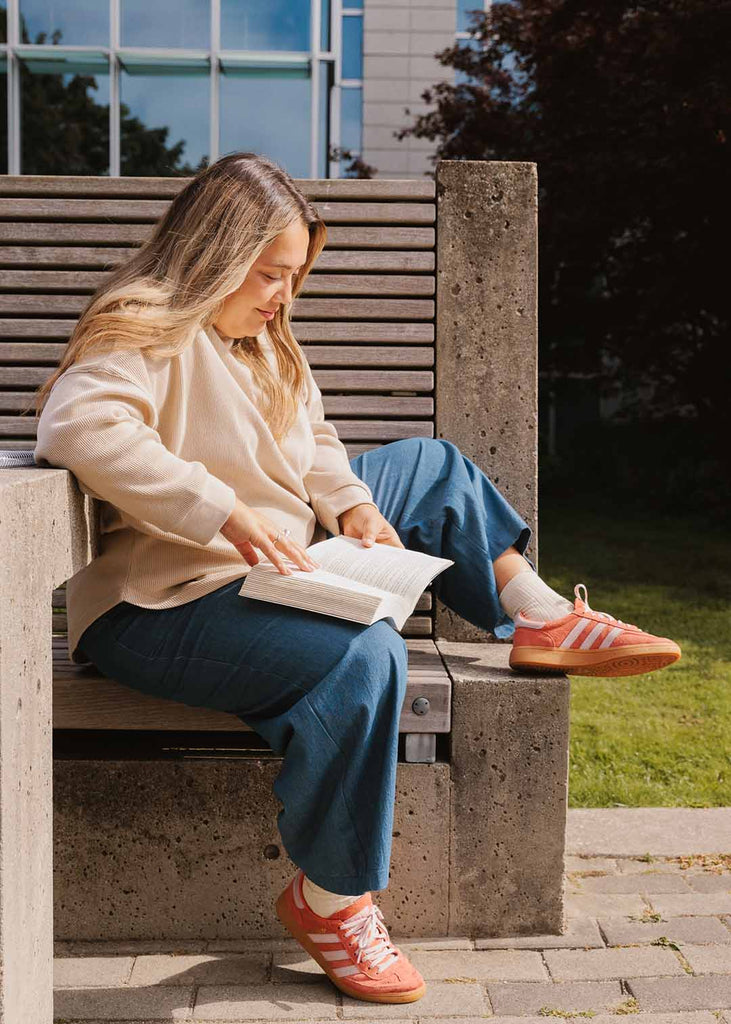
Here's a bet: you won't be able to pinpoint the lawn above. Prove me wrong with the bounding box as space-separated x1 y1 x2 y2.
536 495 731 808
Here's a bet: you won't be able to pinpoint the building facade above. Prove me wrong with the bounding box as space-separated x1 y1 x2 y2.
0 0 488 179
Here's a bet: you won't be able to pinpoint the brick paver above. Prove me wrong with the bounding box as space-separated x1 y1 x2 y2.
598 911 731 945
486 978 624 1015
626 973 731 1010
543 944 686 981
191 983 338 1019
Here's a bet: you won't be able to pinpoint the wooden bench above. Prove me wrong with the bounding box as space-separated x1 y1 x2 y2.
0 161 570 1024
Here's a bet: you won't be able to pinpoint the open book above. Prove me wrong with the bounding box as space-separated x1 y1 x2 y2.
238 534 454 631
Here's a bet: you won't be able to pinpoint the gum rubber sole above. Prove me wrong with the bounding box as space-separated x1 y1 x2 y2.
509 643 681 677
275 890 427 1004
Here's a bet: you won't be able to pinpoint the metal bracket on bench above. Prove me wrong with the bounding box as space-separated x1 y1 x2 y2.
404 733 436 763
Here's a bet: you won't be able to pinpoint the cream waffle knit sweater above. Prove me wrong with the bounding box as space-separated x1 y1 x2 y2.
34 324 376 664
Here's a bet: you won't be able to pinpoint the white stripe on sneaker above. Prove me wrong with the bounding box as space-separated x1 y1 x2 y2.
598 626 623 649
560 617 592 649
309 933 340 942
579 621 609 650
333 964 361 977
321 948 351 961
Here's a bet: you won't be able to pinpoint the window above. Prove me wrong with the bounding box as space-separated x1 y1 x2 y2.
338 0 362 177
1 0 357 178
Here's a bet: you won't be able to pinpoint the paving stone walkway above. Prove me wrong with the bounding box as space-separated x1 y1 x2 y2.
53 808 731 1022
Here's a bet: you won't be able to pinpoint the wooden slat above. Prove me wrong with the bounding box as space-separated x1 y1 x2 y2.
0 198 435 225
0 295 435 318
0 321 435 343
51 637 447 732
0 175 435 200
0 371 436 397
0 247 436 272
0 223 436 248
0 270 435 297
2 415 434 440
0 391 433 416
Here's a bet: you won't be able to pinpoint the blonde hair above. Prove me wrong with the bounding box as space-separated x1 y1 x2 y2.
31 152 328 444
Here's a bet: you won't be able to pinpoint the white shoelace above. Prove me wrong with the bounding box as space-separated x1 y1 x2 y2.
340 904 400 973
574 583 638 630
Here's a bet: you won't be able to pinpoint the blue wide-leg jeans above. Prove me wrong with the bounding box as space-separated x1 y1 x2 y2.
78 438 534 895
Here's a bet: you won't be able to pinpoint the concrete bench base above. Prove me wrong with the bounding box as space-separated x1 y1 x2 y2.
51 645 569 942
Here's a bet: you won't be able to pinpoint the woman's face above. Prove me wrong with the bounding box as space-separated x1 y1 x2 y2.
213 220 311 338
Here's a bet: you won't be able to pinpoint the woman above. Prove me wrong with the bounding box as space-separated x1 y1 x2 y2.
33 152 681 1006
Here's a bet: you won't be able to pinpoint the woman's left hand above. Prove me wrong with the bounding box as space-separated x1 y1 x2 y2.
337 503 405 549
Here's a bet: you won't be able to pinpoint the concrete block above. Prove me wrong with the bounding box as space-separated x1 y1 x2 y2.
649 892 731 917
53 760 450 940
438 642 568 937
565 892 648 918
341 979 487 1017
543 945 686 981
452 1015 721 1024
53 955 134 988
192 983 338 1019
435 161 538 641
128 952 269 986
406 947 547 981
626 974 731 1011
53 984 195 1019
476 915 604 950
598 913 731 946
487 978 624 1016
680 943 731 973
576 872 693 893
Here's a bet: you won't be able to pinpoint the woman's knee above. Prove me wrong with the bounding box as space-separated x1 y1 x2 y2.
346 620 409 699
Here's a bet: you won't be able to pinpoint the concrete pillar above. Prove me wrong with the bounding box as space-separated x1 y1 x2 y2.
435 160 539 642
0 471 95 1024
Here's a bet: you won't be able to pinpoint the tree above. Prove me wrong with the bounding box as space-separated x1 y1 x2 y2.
396 0 731 474
7 13 206 176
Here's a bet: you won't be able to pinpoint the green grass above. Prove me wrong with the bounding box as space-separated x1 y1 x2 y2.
536 495 731 808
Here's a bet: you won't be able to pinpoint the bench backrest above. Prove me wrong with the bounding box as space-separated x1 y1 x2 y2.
0 173 439 638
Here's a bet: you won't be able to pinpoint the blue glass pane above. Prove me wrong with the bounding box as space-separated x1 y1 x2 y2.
320 0 331 51
220 68 311 178
341 14 362 80
342 0 362 7
121 70 209 175
221 0 310 53
318 60 332 177
121 0 210 49
457 0 484 34
1 4 6 43
0 70 7 172
21 65 109 173
340 86 361 154
19 0 109 46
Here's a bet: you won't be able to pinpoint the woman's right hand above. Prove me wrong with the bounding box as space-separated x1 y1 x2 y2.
220 499 320 576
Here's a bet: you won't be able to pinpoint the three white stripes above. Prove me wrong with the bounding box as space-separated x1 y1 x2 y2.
559 618 624 651
294 872 366 980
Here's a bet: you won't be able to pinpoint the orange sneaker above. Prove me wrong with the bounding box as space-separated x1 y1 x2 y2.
509 583 682 677
275 869 426 1004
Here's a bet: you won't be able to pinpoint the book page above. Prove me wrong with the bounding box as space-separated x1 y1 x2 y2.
305 535 453 606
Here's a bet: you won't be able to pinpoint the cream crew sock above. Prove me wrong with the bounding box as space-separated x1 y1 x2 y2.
498 568 574 623
301 875 365 918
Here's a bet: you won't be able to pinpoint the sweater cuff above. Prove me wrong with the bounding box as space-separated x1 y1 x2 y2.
314 484 378 537
176 474 238 546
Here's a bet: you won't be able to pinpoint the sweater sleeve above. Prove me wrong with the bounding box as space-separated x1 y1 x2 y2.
34 366 237 547
301 362 378 536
